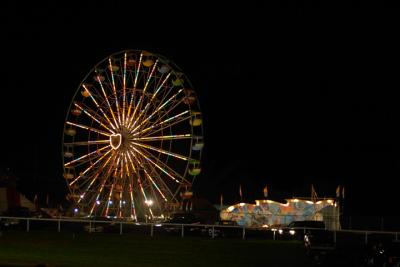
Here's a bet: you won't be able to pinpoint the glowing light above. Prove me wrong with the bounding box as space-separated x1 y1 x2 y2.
110 133 122 150
145 199 153 206
96 200 100 205
73 102 115 133
64 146 110 167
82 84 116 130
239 203 245 207
66 121 110 137
289 230 296 235
130 89 184 133
131 134 192 141
108 58 121 125
74 208 78 213
131 141 189 161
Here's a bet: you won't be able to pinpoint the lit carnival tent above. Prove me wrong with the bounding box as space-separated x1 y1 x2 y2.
220 198 340 230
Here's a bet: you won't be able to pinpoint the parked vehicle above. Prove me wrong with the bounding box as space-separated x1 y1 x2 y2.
362 241 400 267
0 207 32 230
0 217 20 229
83 216 114 233
279 220 326 240
160 213 203 235
203 220 240 238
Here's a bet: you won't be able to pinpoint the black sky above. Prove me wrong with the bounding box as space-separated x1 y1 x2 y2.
2 3 400 216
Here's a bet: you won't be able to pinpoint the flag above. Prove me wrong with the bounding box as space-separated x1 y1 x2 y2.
239 184 243 200
33 194 39 210
336 185 341 198
342 186 345 199
263 185 268 198
311 184 318 202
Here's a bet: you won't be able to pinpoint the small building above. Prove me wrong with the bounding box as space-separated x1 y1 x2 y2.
0 168 36 214
0 187 36 213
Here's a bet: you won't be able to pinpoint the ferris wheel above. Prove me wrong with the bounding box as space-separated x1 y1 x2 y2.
62 50 204 220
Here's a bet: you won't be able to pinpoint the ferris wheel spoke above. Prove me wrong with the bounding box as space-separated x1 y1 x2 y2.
89 154 118 216
96 72 119 130
140 178 162 214
100 171 118 217
73 103 115 134
135 72 172 126
126 150 138 174
108 58 122 126
122 152 130 177
126 59 159 130
135 111 191 138
128 182 137 220
142 166 168 202
69 149 112 186
126 52 143 128
127 53 143 124
77 151 116 204
130 88 184 133
139 157 175 202
64 145 111 167
66 121 111 137
131 134 192 142
122 53 127 125
77 173 100 204
82 84 117 131
119 152 125 180
139 95 187 132
127 152 154 217
128 71 170 131
128 144 181 184
133 145 191 185
64 140 109 146
126 150 149 214
130 141 191 161
104 183 115 217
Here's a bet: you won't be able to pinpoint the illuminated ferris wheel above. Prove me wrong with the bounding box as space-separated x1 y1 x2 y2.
62 50 203 220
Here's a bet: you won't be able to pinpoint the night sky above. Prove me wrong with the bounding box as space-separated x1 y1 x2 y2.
2 3 400 216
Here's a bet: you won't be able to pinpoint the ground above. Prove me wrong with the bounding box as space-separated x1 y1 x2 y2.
0 230 312 267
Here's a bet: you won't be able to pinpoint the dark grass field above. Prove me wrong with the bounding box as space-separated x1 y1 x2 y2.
0 230 313 267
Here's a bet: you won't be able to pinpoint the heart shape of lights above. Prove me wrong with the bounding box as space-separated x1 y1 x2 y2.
110 133 122 150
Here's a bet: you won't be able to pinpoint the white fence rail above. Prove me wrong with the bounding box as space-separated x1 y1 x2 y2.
1 216 399 244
